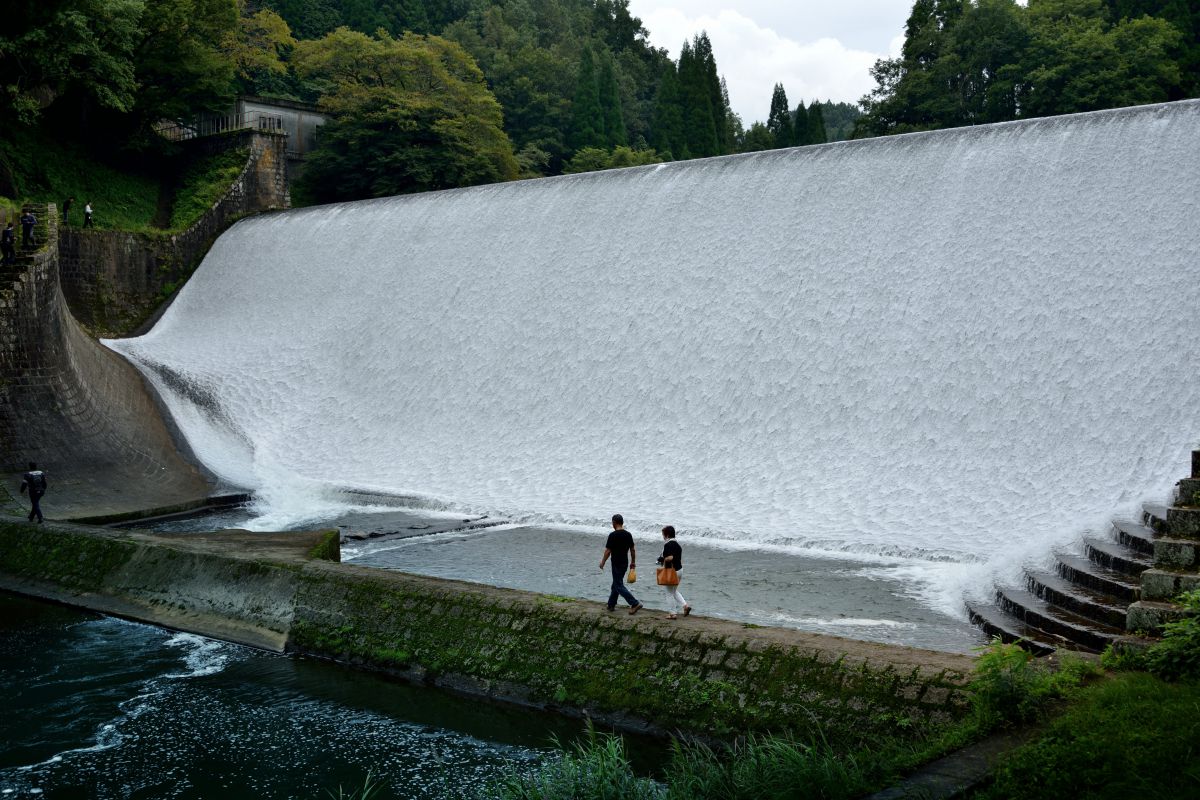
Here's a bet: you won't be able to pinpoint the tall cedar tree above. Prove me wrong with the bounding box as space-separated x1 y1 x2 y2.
693 33 730 154
651 63 686 158
793 100 809 146
597 54 628 147
677 39 719 157
570 49 606 150
807 101 828 144
767 83 794 147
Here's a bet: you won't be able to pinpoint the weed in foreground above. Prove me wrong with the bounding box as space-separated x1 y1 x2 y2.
325 770 386 800
968 638 1100 728
493 726 664 800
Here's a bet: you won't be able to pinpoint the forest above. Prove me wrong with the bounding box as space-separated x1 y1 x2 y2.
0 0 1195 208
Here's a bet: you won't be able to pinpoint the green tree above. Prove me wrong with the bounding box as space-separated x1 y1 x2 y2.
807 101 828 144
562 144 661 173
739 121 776 152
0 0 144 124
650 63 685 159
294 28 518 201
1105 0 1199 95
720 77 744 151
766 83 794 147
598 53 628 147
693 32 730 154
570 48 606 151
792 99 809 146
136 0 240 122
678 37 719 157
1022 0 1181 116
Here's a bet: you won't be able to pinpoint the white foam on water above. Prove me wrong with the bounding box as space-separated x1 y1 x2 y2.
766 614 918 629
108 101 1200 619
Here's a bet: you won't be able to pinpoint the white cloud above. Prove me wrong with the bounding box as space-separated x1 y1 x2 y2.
638 7 888 123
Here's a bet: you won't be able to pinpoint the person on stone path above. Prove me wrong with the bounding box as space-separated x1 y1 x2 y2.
20 209 36 247
657 525 691 619
83 202 94 229
20 462 47 524
62 197 74 226
1 222 15 265
600 513 643 614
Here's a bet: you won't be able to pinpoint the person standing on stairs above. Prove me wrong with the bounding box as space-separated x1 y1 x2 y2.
1 222 15 265
19 209 36 248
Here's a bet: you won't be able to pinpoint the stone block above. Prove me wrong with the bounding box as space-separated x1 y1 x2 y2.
1178 478 1200 507
1152 538 1200 571
1127 600 1189 635
1168 507 1200 539
1140 569 1200 602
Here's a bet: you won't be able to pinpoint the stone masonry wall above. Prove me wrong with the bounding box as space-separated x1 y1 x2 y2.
0 205 210 516
0 521 974 744
58 130 289 337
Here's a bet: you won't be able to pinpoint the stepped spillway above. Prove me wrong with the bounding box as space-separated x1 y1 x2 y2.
107 101 1200 615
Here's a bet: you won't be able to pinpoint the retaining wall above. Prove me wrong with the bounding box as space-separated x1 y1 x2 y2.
0 521 974 744
58 130 289 337
0 206 211 518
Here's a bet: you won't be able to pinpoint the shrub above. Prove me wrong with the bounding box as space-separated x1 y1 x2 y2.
1144 589 1200 680
666 733 869 800
493 727 663 800
968 639 1099 728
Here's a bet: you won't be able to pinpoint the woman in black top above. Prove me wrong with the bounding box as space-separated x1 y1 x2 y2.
657 525 691 619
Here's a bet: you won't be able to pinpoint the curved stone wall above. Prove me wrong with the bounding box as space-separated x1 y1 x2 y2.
0 205 211 519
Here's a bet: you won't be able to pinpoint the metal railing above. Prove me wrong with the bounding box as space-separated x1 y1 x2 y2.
154 111 284 143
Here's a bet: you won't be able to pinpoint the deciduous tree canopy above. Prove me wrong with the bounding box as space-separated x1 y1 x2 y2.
293 28 519 201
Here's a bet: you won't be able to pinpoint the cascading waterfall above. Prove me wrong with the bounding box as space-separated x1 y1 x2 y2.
108 101 1200 617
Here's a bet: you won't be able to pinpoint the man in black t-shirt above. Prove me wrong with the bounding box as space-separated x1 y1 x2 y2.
20 461 47 523
599 513 642 614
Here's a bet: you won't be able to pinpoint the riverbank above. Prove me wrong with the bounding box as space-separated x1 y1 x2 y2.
0 518 974 743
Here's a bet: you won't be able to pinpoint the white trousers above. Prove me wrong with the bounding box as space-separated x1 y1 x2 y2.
665 578 687 613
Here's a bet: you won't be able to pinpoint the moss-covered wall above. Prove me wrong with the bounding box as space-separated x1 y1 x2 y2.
0 520 973 743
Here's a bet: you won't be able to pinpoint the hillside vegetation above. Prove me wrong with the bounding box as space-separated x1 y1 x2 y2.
1 0 1194 215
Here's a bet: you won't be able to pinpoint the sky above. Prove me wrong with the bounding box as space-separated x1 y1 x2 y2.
626 1 918 124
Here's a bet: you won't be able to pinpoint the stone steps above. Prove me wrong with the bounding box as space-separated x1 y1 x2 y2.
1084 536 1153 577
1144 503 1170 533
1054 553 1141 603
1112 519 1159 556
994 587 1124 653
966 603 1057 655
1025 569 1128 628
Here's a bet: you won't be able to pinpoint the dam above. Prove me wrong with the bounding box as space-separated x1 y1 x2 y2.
106 100 1200 624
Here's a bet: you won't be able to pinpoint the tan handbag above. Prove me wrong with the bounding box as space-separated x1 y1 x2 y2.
656 567 679 586
627 567 637 583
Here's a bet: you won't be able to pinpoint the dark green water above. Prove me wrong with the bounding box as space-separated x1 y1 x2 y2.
0 592 593 799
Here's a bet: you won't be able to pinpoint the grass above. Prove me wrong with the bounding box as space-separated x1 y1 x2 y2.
168 146 248 230
0 128 161 231
973 672 1200 799
488 640 1107 800
494 728 664 800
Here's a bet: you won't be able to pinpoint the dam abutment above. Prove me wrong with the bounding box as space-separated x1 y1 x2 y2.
58 129 289 338
0 521 974 742
0 204 212 518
